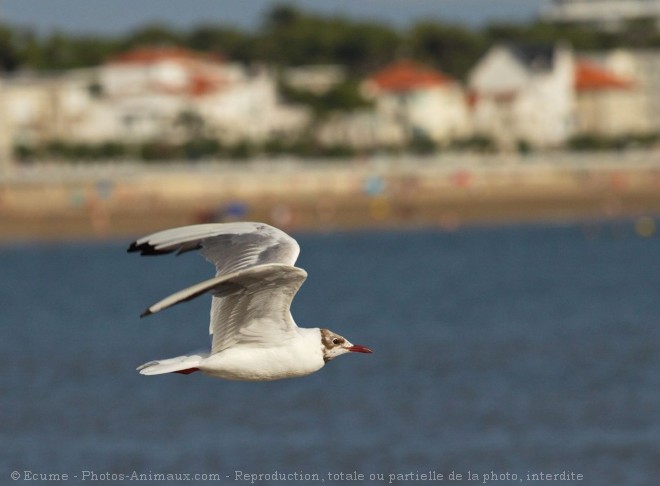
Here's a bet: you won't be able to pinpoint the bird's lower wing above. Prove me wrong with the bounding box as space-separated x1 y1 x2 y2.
208 265 308 353
139 275 243 318
139 264 308 353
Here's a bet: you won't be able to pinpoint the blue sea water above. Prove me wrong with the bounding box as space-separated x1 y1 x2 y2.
1 223 659 485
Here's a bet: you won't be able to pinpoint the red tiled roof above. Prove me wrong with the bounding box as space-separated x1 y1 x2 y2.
106 46 227 97
466 91 479 108
575 61 633 91
151 73 226 97
108 46 224 65
368 60 453 92
188 74 224 96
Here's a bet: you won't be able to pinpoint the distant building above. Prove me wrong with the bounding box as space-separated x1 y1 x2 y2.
1 46 310 150
3 68 136 146
97 46 244 142
468 43 575 150
574 60 647 136
316 110 407 149
197 66 309 143
281 65 347 94
541 0 660 30
362 60 470 146
100 46 240 98
3 74 61 146
99 46 309 143
581 48 660 133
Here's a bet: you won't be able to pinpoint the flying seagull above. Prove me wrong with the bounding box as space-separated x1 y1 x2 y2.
128 222 372 381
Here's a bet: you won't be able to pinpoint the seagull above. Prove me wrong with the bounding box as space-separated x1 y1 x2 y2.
128 222 372 381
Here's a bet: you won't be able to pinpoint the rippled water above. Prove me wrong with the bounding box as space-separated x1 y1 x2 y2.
2 223 658 485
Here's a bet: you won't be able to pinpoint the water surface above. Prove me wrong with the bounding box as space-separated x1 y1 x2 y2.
1 223 658 484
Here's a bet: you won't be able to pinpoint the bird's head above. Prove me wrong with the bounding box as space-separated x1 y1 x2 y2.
320 328 373 362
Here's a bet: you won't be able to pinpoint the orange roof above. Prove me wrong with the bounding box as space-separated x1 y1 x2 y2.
188 74 224 96
108 46 224 65
575 61 634 91
153 79 224 97
368 60 453 92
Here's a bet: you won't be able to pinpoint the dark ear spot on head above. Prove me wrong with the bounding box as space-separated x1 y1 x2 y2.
320 328 334 350
321 329 344 349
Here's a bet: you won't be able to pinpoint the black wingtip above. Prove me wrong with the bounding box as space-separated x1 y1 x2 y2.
127 241 140 253
140 309 153 318
127 241 175 256
127 241 153 254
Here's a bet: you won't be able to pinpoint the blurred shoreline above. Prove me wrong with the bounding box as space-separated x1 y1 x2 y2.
1 151 659 243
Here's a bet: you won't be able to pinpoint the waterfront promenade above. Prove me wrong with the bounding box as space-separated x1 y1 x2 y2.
1 150 659 242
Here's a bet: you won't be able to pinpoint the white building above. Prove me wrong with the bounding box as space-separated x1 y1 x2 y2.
100 46 243 98
2 66 183 146
98 47 309 143
362 60 470 146
197 67 309 142
468 43 576 150
581 48 660 132
574 59 648 136
1 46 310 150
282 65 346 94
3 75 59 146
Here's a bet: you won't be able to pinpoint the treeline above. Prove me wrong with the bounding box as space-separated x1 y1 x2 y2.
20 131 658 163
2 4 660 79
15 133 498 162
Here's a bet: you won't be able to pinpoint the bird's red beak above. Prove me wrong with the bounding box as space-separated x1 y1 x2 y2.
348 344 373 354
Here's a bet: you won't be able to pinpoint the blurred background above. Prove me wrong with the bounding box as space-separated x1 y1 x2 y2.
1 0 660 236
1 1 659 485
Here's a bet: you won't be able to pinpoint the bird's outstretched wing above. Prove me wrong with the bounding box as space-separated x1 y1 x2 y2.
138 264 307 353
208 264 307 353
127 222 300 276
128 223 305 345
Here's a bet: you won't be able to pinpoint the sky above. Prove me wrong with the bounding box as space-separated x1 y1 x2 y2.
1 0 551 35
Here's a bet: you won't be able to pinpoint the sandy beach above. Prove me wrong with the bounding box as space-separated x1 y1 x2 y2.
1 151 659 242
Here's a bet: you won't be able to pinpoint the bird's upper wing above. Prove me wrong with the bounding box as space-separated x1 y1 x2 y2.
127 222 300 275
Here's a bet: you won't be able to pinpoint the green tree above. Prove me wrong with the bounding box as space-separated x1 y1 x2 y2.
279 78 371 115
186 25 253 61
256 5 400 73
0 25 20 70
406 22 487 79
122 23 183 49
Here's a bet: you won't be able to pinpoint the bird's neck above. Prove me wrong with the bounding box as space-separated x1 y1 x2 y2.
297 327 325 359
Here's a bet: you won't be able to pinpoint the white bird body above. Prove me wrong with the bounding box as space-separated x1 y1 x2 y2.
128 222 371 381
200 328 324 381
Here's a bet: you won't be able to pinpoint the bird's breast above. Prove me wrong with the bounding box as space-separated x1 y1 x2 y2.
199 341 325 381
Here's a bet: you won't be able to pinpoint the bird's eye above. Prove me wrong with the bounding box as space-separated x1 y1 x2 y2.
332 338 341 345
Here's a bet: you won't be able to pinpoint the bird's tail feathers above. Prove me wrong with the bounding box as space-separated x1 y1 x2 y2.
137 352 207 376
